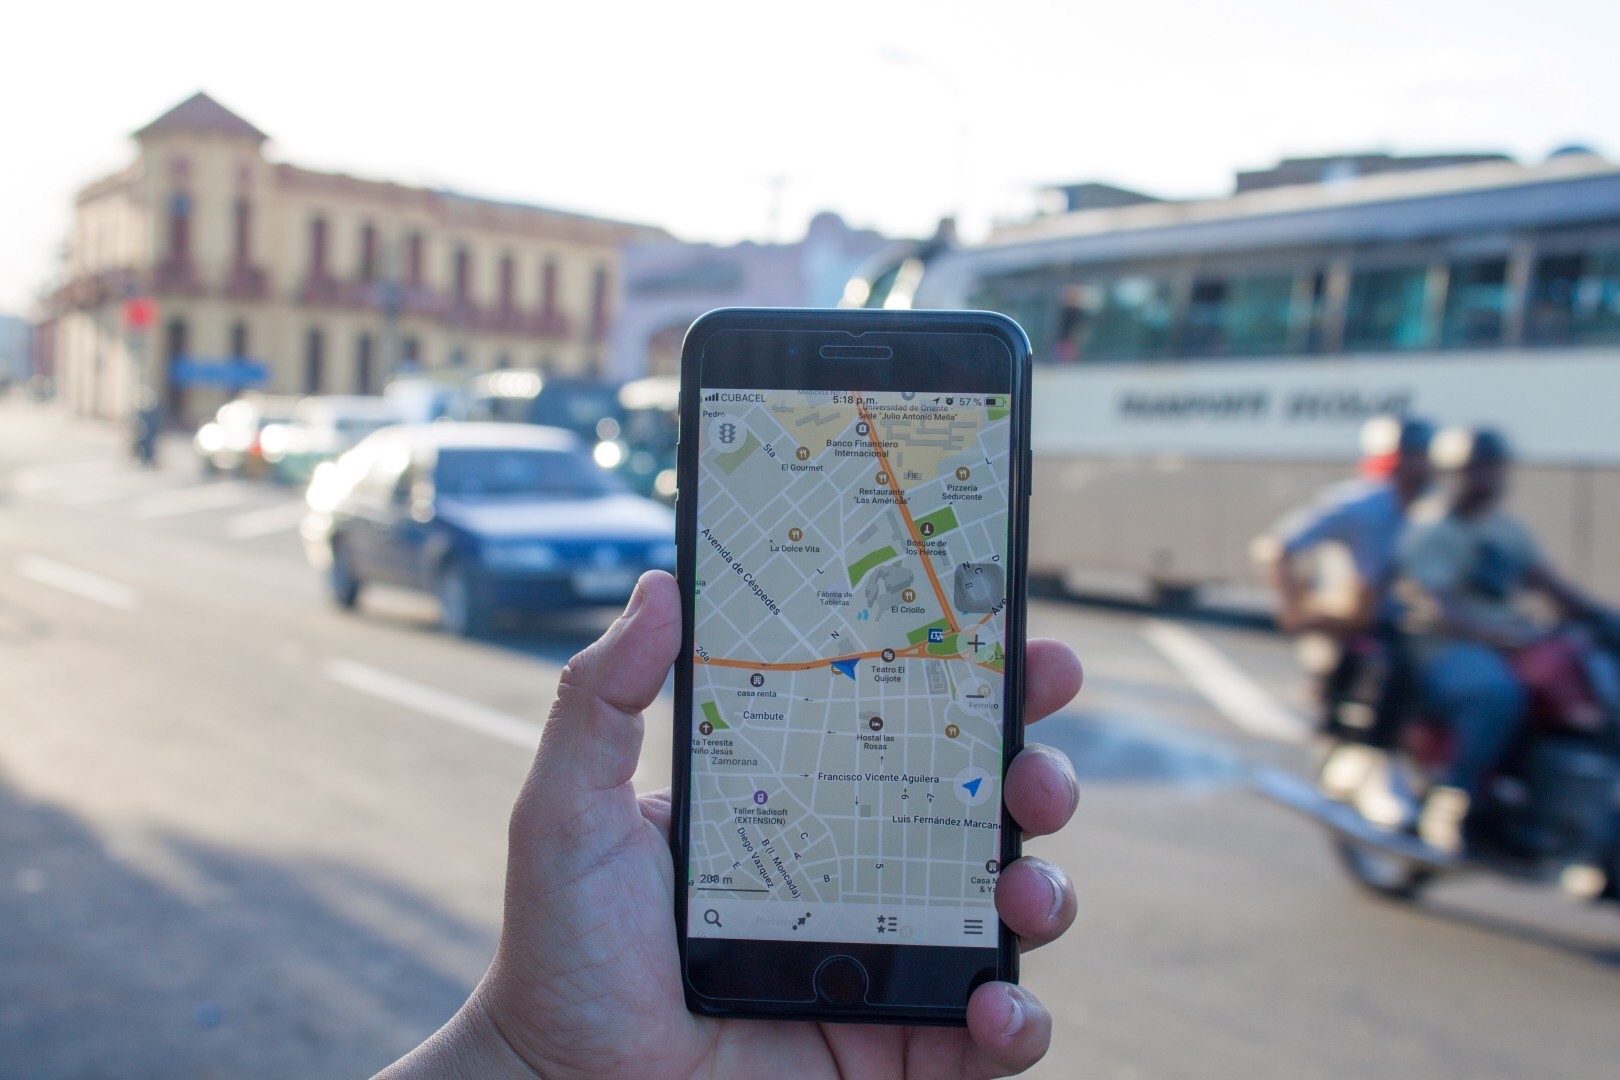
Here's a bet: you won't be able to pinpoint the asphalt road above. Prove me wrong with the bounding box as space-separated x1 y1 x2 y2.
2 398 1617 1079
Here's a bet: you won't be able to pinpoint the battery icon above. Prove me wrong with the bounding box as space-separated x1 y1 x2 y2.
985 396 999 407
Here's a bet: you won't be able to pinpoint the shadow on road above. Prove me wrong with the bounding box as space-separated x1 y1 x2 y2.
1038 713 1248 788
0 771 485 1079
1406 896 1620 970
1030 576 1279 632
340 585 619 669
488 607 624 667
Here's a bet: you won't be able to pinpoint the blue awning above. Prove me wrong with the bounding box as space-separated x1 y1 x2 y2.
169 357 269 387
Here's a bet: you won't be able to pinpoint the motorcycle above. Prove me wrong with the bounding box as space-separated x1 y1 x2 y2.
1260 617 1620 906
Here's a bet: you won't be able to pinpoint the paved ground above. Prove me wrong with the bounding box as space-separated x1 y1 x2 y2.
2 398 1617 1079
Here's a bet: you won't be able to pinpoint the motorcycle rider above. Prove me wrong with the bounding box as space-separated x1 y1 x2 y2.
1399 427 1613 856
1260 416 1435 749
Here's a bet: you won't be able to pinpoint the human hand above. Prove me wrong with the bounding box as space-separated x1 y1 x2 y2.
379 570 1084 1080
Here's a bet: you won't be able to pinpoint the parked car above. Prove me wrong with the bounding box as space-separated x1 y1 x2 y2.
301 423 676 635
194 394 302 477
261 395 402 485
452 370 625 442
383 376 460 424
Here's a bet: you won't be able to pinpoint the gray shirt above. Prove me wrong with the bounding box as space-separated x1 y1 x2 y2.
1278 479 1407 619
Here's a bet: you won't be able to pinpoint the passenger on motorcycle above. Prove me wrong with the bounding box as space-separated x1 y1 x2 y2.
1260 416 1435 748
1398 427 1615 856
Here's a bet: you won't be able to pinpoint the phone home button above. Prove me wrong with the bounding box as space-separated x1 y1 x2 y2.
813 955 869 1007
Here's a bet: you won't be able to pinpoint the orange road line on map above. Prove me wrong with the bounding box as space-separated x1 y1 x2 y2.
699 642 930 671
854 397 959 634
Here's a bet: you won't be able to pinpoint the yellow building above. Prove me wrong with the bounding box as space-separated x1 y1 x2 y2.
50 91 669 424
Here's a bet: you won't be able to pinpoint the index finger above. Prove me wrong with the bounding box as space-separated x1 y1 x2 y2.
1023 637 1082 727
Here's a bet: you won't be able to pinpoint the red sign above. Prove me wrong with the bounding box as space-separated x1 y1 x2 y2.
122 296 157 330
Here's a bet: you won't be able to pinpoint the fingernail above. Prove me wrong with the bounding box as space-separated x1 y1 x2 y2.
622 578 647 619
1000 988 1026 1039
1054 748 1080 811
1034 860 1065 923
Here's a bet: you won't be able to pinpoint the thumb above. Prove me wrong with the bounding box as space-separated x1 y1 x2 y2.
533 570 682 796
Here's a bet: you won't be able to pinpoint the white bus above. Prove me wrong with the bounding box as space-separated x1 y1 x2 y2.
848 155 1620 607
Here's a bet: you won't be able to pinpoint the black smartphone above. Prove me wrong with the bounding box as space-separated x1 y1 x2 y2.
670 308 1033 1025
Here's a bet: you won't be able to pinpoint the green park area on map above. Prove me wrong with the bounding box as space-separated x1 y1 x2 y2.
847 545 899 586
913 505 959 536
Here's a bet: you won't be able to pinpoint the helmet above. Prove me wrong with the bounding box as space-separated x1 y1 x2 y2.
1360 415 1434 458
1431 426 1512 470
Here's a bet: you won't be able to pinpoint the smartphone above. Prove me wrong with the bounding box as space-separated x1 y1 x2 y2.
671 308 1033 1024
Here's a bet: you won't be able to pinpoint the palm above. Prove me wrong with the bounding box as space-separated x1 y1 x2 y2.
463 573 1079 1080
489 775 1006 1080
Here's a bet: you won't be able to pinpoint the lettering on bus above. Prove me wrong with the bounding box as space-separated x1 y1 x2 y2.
1118 387 1415 424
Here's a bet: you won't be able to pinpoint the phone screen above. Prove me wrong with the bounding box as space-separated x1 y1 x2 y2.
687 386 1012 950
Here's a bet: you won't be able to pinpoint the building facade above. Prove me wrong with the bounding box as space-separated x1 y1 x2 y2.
0 313 31 386
46 92 669 424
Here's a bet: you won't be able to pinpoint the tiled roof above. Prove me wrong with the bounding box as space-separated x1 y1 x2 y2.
135 91 268 142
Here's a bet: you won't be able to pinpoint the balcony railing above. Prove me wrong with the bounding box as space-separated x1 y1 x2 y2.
225 264 269 300
153 258 202 295
56 262 594 343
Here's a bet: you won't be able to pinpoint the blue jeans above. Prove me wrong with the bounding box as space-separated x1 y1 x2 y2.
1423 642 1527 795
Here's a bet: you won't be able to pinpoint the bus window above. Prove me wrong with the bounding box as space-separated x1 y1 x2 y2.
1527 248 1620 345
1440 257 1509 348
1292 270 1329 353
971 275 1056 361
1067 276 1173 362
1051 283 1101 363
1344 266 1431 351
1182 272 1297 357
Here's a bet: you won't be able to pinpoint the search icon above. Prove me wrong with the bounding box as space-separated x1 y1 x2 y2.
704 908 723 928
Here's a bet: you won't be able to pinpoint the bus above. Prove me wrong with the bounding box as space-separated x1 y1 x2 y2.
846 154 1620 607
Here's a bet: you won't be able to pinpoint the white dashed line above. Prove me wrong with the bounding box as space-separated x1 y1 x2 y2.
224 501 309 539
130 482 259 519
15 555 139 611
11 460 120 494
324 659 542 750
1142 619 1310 743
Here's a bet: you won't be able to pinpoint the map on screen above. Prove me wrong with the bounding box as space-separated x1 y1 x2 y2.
687 387 1011 948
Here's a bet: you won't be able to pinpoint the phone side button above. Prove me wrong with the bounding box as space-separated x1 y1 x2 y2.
812 955 869 1007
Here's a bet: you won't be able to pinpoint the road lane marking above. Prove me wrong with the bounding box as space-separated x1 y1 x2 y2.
15 555 138 611
12 459 121 494
1141 619 1309 743
130 482 258 519
324 659 542 749
224 500 308 539
27 472 193 506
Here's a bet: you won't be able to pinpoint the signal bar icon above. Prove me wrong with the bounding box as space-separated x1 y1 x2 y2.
703 392 721 402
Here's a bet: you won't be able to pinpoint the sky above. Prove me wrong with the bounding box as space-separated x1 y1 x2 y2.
3 0 1618 313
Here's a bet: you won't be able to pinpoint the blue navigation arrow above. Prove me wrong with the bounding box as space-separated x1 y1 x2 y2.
830 658 858 680
962 777 983 798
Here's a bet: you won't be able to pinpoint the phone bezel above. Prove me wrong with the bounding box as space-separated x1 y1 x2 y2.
671 307 1033 1025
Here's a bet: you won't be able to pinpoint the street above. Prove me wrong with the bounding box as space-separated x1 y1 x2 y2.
3 399 1618 1080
